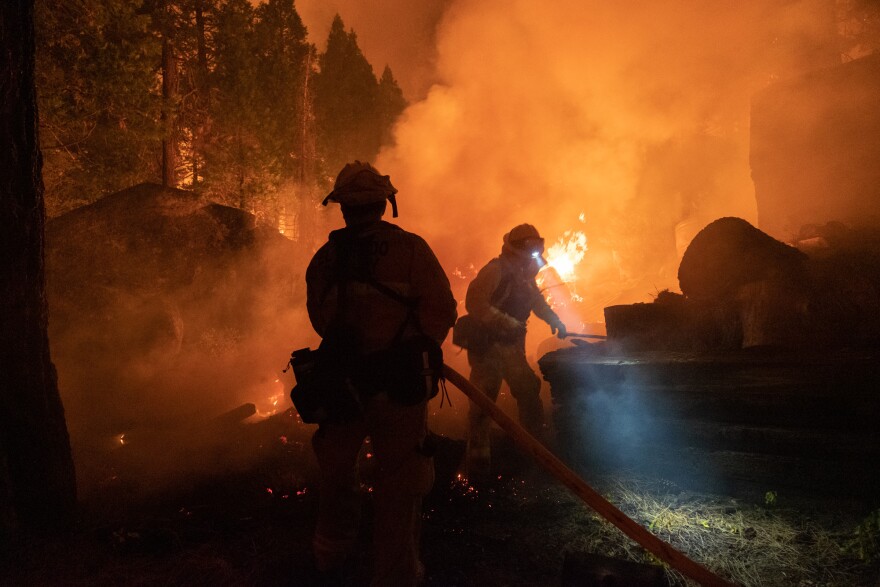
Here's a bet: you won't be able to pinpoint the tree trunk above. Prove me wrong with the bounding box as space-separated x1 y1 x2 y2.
0 0 77 538
161 1 178 188
191 0 208 188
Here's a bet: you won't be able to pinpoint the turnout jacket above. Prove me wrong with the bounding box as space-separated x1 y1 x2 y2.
306 221 457 355
465 251 560 342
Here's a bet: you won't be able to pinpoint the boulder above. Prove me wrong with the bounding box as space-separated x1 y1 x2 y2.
678 217 807 302
45 183 308 433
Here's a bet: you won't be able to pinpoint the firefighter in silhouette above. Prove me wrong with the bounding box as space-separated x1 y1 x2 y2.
305 161 457 586
464 224 566 477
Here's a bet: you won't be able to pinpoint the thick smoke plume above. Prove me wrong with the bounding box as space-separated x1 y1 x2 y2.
55 2 850 492
375 0 839 326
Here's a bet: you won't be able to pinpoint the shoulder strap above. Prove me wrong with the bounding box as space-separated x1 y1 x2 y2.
331 226 425 346
490 272 514 310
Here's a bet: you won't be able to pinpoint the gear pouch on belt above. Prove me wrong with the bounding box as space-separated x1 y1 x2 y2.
363 335 444 406
452 314 488 353
289 347 362 424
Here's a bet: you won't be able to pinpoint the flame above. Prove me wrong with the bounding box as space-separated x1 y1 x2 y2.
537 228 589 310
253 377 287 419
545 230 588 282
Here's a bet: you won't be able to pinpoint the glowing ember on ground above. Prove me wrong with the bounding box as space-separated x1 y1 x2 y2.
253 378 287 419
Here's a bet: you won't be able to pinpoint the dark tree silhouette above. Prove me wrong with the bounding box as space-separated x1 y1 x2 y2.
1 0 77 538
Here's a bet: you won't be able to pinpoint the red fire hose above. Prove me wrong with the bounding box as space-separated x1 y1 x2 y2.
442 364 737 587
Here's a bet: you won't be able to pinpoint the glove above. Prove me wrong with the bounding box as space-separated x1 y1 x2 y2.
550 320 567 340
491 314 526 342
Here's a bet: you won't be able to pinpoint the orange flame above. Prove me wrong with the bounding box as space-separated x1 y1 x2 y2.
538 225 589 310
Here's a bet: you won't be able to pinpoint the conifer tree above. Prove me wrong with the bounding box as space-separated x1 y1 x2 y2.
252 0 311 182
204 0 262 207
313 14 381 181
35 0 161 215
377 65 407 147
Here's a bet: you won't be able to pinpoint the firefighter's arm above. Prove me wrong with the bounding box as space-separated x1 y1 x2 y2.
466 262 525 337
530 281 567 339
410 238 458 342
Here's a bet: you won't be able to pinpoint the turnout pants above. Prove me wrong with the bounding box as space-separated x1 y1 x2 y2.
311 394 434 587
466 341 544 475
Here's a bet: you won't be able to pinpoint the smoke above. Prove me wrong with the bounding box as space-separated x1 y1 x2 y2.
45 185 322 495
55 1 849 493
374 0 840 325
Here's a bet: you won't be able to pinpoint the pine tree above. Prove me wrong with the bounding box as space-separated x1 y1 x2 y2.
377 65 407 147
252 0 311 181
174 0 216 188
34 0 404 219
35 0 161 215
313 14 381 181
203 0 263 208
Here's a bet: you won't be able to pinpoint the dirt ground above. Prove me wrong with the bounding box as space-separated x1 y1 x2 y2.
1 408 878 587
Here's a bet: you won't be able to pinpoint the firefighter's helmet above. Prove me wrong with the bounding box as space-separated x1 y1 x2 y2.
504 223 546 267
504 224 544 251
322 161 400 217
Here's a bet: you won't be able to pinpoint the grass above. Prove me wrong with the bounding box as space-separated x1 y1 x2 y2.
519 473 876 587
2 414 878 586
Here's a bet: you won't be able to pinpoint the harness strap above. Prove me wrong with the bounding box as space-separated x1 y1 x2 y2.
330 227 427 348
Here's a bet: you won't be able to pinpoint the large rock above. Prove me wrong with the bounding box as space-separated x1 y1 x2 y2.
678 217 807 302
46 183 309 433
607 217 880 351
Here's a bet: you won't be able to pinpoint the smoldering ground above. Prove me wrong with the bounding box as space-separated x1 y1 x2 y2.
45 183 321 496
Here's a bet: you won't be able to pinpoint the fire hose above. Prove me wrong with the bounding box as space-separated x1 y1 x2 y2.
565 332 606 340
442 364 737 587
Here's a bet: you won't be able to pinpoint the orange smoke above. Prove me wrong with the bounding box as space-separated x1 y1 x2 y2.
374 0 841 325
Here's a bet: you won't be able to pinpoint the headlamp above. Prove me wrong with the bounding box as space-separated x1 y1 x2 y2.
532 250 547 268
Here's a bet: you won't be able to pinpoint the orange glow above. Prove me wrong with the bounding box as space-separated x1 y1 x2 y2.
253 377 286 420
369 0 842 326
542 229 588 286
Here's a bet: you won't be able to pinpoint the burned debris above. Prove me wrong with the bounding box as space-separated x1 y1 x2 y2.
44 182 309 494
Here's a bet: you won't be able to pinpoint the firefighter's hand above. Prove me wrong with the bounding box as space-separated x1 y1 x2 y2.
492 314 526 341
550 320 567 340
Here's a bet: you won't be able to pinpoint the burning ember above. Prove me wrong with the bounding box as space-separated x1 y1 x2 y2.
253 378 286 419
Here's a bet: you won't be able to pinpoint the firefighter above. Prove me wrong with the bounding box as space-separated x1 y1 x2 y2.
305 161 457 586
464 224 567 477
